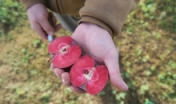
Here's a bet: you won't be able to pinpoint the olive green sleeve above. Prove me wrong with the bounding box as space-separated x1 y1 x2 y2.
19 0 46 10
78 0 140 36
19 0 84 15
19 0 140 36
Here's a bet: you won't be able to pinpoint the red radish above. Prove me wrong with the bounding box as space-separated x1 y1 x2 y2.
48 36 81 68
70 55 109 95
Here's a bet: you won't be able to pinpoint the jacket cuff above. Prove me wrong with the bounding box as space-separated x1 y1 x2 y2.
20 0 46 10
78 16 113 36
79 0 140 36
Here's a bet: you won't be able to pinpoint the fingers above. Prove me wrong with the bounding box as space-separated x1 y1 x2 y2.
49 12 62 32
50 63 54 69
54 68 64 78
31 23 48 40
53 67 85 94
104 52 128 91
53 68 71 86
54 24 62 32
31 17 61 40
26 4 61 40
62 72 85 93
27 4 53 39
61 72 71 86
70 86 86 94
50 12 57 25
29 17 53 40
40 19 54 36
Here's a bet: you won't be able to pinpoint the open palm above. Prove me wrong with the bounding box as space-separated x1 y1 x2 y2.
53 23 128 93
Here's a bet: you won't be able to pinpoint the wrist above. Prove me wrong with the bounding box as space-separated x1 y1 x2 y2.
27 3 46 13
71 22 111 47
74 22 109 36
20 0 46 11
78 16 113 36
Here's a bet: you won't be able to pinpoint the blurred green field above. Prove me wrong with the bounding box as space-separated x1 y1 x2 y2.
0 0 176 104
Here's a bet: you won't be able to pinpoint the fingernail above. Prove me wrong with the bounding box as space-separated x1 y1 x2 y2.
62 78 65 83
53 69 60 78
55 73 60 78
62 78 71 87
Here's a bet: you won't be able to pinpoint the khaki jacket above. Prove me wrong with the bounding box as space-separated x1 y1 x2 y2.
20 0 140 36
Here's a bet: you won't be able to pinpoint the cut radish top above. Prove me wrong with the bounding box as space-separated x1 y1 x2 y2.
48 36 81 68
70 55 109 95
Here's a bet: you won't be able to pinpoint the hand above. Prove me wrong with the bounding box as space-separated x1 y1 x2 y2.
27 3 61 40
52 22 128 93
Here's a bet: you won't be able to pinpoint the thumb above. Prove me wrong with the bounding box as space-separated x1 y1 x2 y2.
54 24 62 32
40 20 54 36
49 12 62 32
104 54 128 91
